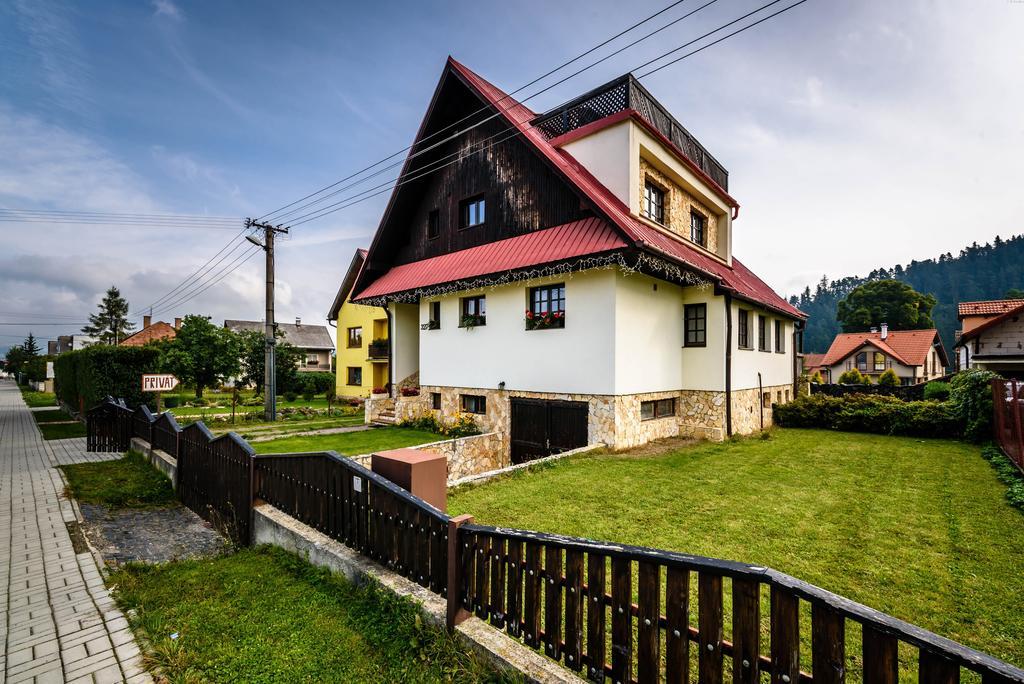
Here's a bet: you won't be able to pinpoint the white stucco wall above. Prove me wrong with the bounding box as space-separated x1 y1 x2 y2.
390 303 420 386
613 271 685 394
679 285 727 391
730 301 795 391
418 270 617 394
559 120 633 207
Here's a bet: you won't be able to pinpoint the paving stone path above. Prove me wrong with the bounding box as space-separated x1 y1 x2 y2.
0 380 151 683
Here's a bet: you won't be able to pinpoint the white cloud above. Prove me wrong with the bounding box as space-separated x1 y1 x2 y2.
152 0 183 21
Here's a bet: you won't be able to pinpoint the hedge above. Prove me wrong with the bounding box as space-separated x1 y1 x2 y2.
774 393 960 438
54 345 161 413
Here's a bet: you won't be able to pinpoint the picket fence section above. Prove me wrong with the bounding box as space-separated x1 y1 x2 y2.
993 379 1023 470
86 397 1024 684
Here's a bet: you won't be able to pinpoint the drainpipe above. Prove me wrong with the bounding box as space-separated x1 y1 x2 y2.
724 293 733 438
758 371 764 432
384 304 394 398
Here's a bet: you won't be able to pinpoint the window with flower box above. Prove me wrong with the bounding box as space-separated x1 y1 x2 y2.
641 398 676 420
526 284 565 329
460 295 486 327
461 394 486 414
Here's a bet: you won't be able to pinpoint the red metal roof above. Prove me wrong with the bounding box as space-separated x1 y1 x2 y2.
353 58 804 320
958 299 1024 318
355 218 626 300
820 329 943 368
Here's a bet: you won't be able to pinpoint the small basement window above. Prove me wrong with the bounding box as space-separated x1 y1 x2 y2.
460 295 486 327
460 196 486 229
431 392 441 410
642 180 665 224
461 394 486 414
684 303 706 347
641 398 676 421
762 391 771 408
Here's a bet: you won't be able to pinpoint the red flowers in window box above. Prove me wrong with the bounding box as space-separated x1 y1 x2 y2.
525 308 565 330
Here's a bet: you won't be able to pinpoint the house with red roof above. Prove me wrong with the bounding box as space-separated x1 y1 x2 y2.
118 316 180 347
816 325 947 385
954 299 1024 378
346 58 806 457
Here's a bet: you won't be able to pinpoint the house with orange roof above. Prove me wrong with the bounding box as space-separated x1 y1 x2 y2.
954 299 1024 378
338 58 806 459
118 316 180 347
817 324 948 385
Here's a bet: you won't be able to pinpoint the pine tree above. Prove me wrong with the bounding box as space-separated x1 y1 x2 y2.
22 332 40 357
82 286 136 344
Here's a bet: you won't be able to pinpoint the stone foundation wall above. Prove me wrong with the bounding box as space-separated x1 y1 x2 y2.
677 390 727 441
730 383 794 435
364 394 394 423
412 432 509 483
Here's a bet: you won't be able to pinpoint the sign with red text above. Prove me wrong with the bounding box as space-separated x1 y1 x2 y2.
141 374 180 392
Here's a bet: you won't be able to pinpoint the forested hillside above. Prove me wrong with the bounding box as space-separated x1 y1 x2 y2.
791 234 1024 354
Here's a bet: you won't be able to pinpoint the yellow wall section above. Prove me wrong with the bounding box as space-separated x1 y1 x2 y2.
335 299 389 398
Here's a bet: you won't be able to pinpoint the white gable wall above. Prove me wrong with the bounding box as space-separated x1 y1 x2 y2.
730 301 795 391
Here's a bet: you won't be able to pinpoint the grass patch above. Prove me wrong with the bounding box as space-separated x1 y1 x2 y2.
108 546 517 683
61 451 175 508
200 412 365 436
450 429 1024 669
33 408 76 423
20 387 56 408
38 421 87 440
251 426 440 455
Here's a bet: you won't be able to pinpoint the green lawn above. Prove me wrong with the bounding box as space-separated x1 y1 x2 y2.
108 546 516 683
252 427 439 455
450 429 1024 670
61 451 176 508
32 408 76 423
20 387 56 408
198 411 365 437
38 421 87 440
169 396 336 418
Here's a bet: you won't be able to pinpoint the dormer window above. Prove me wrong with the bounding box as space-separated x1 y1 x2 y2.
460 196 485 229
642 181 665 225
690 210 706 247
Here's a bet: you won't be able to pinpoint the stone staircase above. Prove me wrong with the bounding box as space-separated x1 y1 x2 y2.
373 397 397 425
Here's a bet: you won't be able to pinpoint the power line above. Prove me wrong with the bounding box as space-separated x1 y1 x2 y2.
147 245 262 318
0 208 241 222
279 0 810 229
257 0 705 224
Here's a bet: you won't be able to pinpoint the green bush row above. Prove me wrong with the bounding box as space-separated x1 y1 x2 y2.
774 393 960 437
54 346 161 413
981 445 1024 512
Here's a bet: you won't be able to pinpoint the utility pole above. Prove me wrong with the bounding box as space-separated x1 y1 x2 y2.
245 218 290 422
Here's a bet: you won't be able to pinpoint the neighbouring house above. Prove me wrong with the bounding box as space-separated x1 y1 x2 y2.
955 299 1024 379
118 316 180 347
327 249 389 398
802 353 827 379
816 325 948 385
224 319 335 373
344 57 806 460
48 334 97 354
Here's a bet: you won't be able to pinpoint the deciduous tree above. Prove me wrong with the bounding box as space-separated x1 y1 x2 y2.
837 280 936 332
159 315 240 398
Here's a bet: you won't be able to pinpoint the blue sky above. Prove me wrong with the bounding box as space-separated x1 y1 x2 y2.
1 0 1022 351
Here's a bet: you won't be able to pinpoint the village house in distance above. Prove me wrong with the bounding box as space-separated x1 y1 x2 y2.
955 298 1024 379
343 58 806 460
813 325 947 385
224 319 335 372
327 249 390 398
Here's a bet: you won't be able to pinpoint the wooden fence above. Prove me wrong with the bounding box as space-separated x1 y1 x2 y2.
993 379 1023 471
86 397 1024 683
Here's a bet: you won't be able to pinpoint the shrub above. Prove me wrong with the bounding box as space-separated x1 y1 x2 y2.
924 381 951 402
774 393 959 438
400 386 420 397
163 396 180 408
837 368 865 385
399 412 480 438
302 389 316 402
949 369 1002 442
981 445 1024 512
283 391 298 403
877 368 899 387
54 345 161 412
243 395 263 407
300 372 335 395
810 371 824 384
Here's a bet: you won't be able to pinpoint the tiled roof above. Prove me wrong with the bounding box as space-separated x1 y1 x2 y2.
820 329 943 368
119 321 177 347
956 300 1024 346
352 58 804 320
224 320 335 350
355 218 626 300
957 299 1024 318
802 353 826 370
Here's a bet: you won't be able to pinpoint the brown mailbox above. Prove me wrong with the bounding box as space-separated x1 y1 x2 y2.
371 448 447 512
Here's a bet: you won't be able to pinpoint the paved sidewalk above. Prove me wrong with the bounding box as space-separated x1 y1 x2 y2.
0 380 151 683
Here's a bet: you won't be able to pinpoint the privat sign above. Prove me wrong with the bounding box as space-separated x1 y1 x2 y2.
141 374 180 392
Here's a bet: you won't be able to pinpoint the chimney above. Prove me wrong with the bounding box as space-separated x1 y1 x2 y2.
880 322 888 340
174 317 182 330
143 315 151 328
295 317 301 326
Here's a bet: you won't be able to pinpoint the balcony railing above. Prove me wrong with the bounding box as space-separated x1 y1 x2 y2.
532 74 729 191
367 340 389 359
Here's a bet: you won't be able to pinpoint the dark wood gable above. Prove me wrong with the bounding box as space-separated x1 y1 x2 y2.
365 66 591 272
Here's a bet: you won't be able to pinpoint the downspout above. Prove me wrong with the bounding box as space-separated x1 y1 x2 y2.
724 293 733 438
758 371 764 432
792 321 801 397
384 304 394 397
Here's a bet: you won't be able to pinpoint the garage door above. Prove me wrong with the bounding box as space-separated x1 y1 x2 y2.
509 398 588 464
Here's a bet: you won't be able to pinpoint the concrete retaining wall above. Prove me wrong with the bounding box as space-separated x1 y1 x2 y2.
129 437 178 489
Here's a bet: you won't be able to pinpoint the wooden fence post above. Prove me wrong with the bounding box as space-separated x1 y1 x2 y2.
1012 380 1023 468
446 514 474 631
